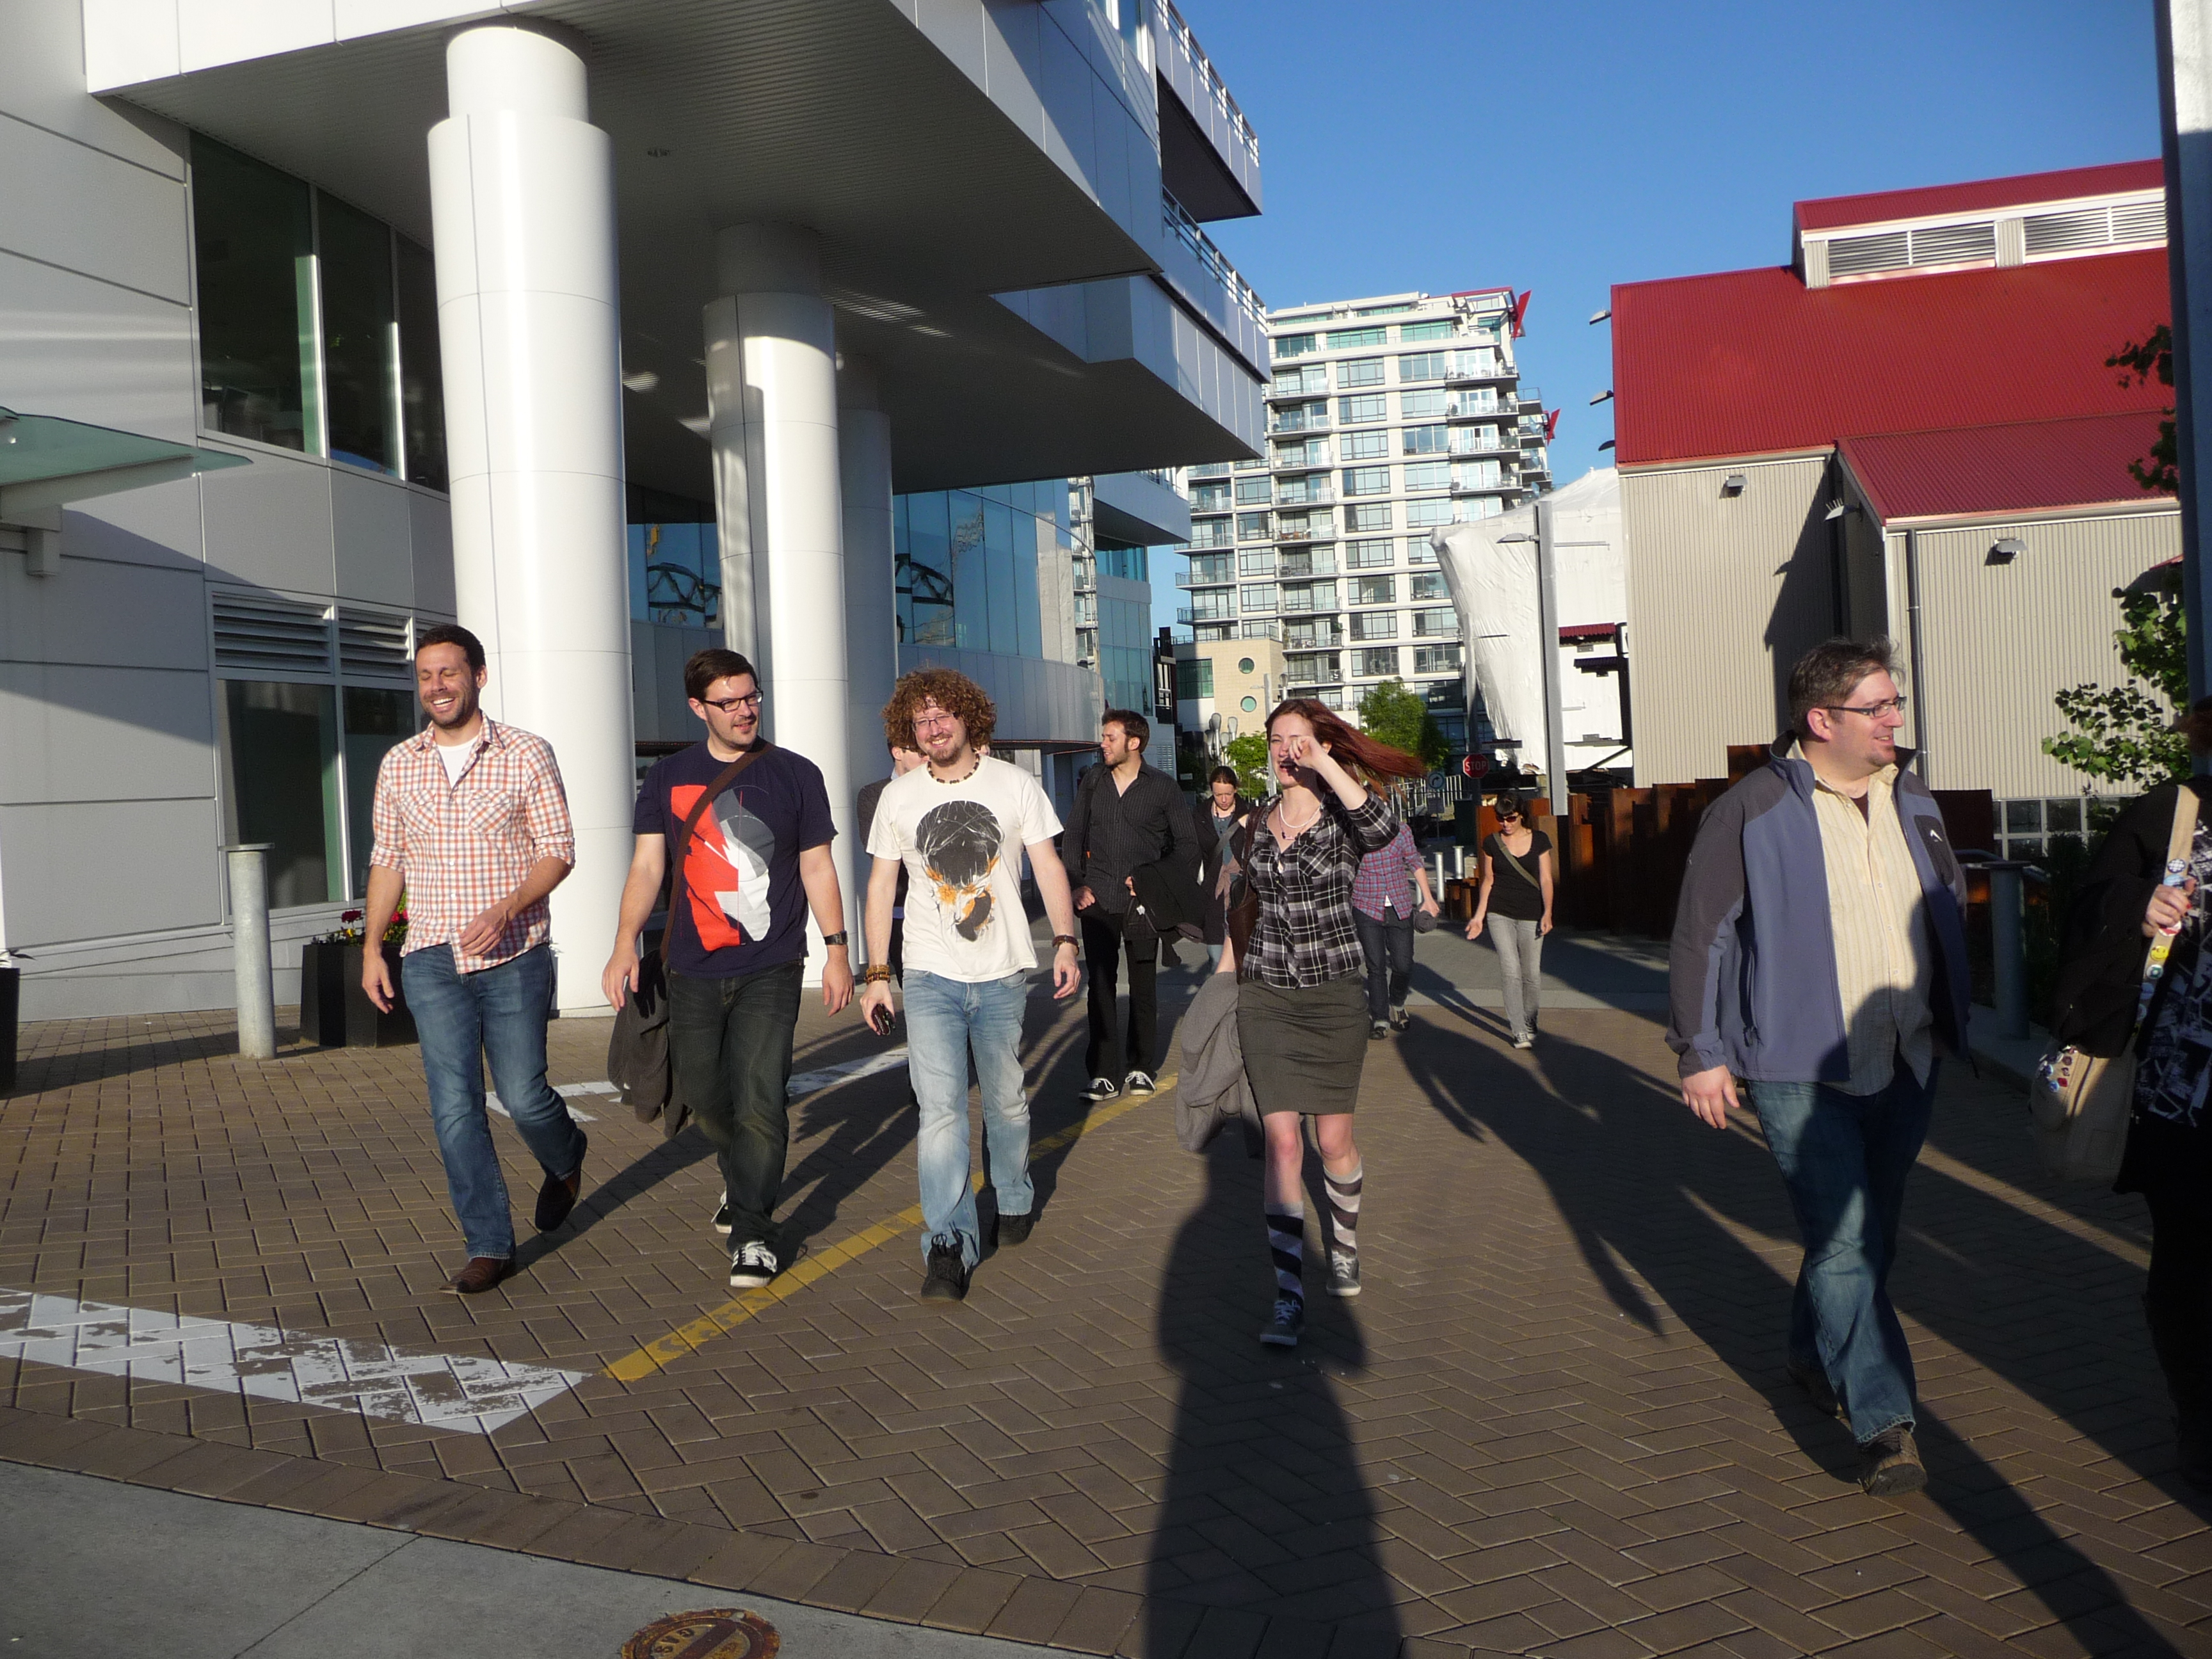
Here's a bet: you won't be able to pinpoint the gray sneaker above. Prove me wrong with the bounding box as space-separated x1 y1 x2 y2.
1327 1250 1361 1298
1259 1295 1305 1347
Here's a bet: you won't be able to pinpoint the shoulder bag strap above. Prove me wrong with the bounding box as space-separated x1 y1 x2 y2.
667 744 772 933
1493 832 1544 892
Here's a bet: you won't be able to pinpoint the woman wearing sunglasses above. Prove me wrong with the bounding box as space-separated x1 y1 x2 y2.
1465 790 1553 1048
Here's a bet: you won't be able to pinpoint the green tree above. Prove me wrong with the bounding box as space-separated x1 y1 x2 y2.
1222 732 1271 796
1357 678 1449 771
2044 568 2188 787
2043 328 2187 788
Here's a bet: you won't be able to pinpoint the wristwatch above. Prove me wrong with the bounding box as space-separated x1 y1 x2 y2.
821 931 849 947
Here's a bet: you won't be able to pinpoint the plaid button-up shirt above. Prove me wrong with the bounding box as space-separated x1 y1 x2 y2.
1350 822 1423 920
369 718 574 972
1241 790 1400 988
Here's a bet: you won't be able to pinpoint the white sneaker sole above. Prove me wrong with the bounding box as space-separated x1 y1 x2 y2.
1328 1282 1361 1298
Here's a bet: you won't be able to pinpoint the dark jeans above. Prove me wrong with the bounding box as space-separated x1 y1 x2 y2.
1082 910 1157 1080
666 960 803 1252
2145 1183 2212 1422
1747 1057 1936 1445
1354 910 1414 1021
401 943 584 1261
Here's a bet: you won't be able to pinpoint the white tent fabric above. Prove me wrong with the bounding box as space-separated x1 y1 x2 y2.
1429 467 1622 764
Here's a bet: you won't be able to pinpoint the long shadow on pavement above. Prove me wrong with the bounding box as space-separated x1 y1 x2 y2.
1399 1020 2191 1657
1145 1147 1402 1657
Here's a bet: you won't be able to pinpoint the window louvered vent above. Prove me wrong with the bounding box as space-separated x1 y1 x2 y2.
212 590 332 676
2024 200 2167 256
1827 220 1998 277
338 610 413 684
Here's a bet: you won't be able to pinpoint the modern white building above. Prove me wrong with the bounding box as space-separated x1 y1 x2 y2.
1176 288 1550 758
0 0 1264 1016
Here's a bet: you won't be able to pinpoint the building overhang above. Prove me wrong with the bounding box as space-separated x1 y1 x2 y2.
90 0 1262 501
0 406 247 519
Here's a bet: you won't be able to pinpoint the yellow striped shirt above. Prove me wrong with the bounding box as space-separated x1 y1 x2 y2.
1811 764 1934 1096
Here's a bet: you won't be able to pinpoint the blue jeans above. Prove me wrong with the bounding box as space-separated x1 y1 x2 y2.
902 969 1034 1269
1749 1058 1936 1445
401 943 585 1261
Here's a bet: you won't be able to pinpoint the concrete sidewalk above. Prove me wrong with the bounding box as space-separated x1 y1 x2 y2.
4 934 2208 1658
0 1460 1055 1659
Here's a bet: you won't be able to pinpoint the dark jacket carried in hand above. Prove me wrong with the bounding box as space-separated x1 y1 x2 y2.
607 948 685 1137
1064 760 1199 922
1666 739 1970 1084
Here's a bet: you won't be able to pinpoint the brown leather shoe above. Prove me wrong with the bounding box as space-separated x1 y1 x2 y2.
1857 1427 1927 1497
534 1133 587 1231
446 1256 515 1295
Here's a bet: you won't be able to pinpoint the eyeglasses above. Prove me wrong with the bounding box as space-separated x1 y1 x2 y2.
913 712 959 732
1825 696 1908 719
702 691 763 714
1498 811 1522 821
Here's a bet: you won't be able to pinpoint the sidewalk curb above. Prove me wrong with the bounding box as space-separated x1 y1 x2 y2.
0 1399 1496 1659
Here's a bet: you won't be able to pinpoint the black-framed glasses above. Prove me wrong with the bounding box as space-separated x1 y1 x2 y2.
1825 695 1908 719
703 691 763 714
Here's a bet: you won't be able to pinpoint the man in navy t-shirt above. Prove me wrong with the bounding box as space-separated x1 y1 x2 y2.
602 648 853 1289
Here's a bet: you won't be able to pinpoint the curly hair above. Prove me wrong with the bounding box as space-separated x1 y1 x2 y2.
882 667 997 751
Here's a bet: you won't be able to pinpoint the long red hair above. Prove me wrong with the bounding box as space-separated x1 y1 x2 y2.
1264 698 1425 790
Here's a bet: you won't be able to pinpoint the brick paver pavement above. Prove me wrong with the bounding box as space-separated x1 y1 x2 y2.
3 933 2209 1658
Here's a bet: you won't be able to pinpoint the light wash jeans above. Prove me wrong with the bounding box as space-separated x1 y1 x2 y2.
401 943 584 1261
902 968 1034 1269
1747 1059 1937 1446
1491 917 1544 1039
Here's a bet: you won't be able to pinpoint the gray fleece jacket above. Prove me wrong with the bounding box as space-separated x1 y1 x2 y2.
1666 740 1971 1084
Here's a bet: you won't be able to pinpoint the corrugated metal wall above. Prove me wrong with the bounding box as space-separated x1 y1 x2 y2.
1624 457 1834 784
1900 508 2178 799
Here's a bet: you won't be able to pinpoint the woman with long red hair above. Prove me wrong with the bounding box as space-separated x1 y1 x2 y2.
1217 698 1423 1346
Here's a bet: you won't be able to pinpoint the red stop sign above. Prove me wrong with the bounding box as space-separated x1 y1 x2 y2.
1463 754 1490 780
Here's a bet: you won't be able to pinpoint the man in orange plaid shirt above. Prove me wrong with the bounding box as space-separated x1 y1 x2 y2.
362 624 588 1295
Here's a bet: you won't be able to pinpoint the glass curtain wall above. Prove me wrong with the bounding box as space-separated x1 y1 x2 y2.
894 480 1061 656
218 682 344 909
191 134 447 488
627 486 719 625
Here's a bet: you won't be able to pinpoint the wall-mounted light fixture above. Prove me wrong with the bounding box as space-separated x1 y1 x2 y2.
1987 537 2024 565
1589 389 1612 405
1588 309 1610 325
1598 439 1615 451
1823 498 1863 522
1721 473 1746 497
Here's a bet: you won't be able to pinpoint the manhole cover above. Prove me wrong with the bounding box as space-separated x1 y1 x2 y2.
620 1608 780 1659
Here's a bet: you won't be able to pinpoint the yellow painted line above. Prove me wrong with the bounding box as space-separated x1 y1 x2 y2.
600 1075 1174 1382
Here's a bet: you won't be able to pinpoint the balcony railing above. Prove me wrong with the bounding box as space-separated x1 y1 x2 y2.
1449 429 1517 456
1266 377 1327 404
1445 392 1507 422
1164 191 1265 328
1269 405 1328 433
1444 350 1513 384
1275 481 1334 507
1157 0 1262 170
1272 447 1330 472
1178 568 1235 589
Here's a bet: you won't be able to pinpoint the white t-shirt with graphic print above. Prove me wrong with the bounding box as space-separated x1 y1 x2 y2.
867 755 1061 984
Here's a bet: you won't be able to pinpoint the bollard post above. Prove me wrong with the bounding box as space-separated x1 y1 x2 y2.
1454 844 1468 879
225 844 277 1061
1990 863 2029 1041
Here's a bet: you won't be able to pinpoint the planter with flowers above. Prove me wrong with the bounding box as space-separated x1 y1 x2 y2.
299 901 415 1048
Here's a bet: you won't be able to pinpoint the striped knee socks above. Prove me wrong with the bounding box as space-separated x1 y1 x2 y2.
1265 1206 1305 1305
1324 1163 1363 1260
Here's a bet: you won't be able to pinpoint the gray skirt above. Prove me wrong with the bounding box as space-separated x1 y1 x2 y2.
1236 975 1370 1117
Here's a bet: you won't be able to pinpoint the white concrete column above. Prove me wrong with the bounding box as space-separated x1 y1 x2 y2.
838 353 897 954
705 224 851 982
428 24 634 1010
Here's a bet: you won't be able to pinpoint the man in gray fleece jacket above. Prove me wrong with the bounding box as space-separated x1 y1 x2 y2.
1668 639 1969 1497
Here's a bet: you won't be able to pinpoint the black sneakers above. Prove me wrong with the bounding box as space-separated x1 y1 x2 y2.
996 1210 1034 1247
920 1237 970 1302
533 1132 585 1231
1857 1427 1927 1496
712 1190 732 1236
1258 1295 1304 1347
728 1240 778 1288
1369 1020 1388 1041
1123 1071 1157 1096
1082 1076 1121 1102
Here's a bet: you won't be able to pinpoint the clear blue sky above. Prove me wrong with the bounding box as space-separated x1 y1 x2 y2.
1150 0 2163 628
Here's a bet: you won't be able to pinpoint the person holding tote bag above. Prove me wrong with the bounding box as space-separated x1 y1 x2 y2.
2050 698 2212 1487
1465 792 1553 1049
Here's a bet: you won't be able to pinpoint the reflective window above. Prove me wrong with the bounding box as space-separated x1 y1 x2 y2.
1401 388 1447 419
1340 429 1388 461
395 238 445 490
1338 394 1388 424
1274 333 1319 358
1240 583 1278 613
341 687 418 898
1404 460 1451 493
1353 575 1395 605
1327 326 1386 349
1337 357 1385 389
1350 611 1397 640
1356 647 1400 677
1405 499 1453 527
1343 466 1390 497
951 494 988 651
1347 503 1394 533
1178 658 1215 698
1237 511 1272 541
1346 538 1394 570
627 486 719 625
1235 476 1273 504
1192 481 1231 512
983 499 1019 655
1238 657 1256 673
193 136 316 452
1410 572 1450 602
1398 319 1455 342
219 680 342 907
1238 548 1277 576
318 192 397 474
1402 424 1449 455
901 492 956 645
1414 643 1462 674
1399 352 1448 381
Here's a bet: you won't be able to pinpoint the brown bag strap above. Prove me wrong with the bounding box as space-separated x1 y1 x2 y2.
667 744 772 930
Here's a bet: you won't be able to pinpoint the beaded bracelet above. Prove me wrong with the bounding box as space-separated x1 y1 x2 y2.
862 965 895 984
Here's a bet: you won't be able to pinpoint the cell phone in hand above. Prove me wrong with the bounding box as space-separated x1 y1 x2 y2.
867 1001 895 1037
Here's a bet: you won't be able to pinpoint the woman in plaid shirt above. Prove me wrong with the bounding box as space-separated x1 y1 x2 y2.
1218 699 1423 1346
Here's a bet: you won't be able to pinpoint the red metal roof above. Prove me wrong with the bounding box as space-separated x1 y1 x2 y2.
1838 412 2170 523
1611 248 2172 467
1794 161 2165 232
